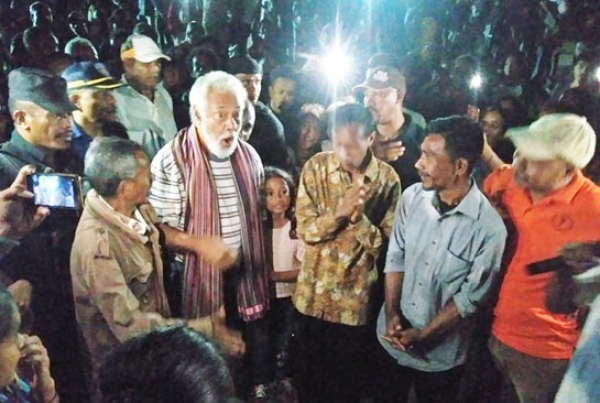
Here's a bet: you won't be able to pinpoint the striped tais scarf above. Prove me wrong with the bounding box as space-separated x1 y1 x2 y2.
173 126 269 321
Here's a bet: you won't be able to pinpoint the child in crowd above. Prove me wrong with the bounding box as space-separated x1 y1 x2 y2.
0 290 58 403
262 167 304 390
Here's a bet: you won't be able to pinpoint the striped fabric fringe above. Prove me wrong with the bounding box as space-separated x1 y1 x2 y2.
173 126 269 321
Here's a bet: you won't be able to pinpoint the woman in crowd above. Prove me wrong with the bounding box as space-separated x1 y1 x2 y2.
291 104 327 176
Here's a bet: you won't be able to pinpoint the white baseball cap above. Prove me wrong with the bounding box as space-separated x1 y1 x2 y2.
120 34 171 63
507 113 597 169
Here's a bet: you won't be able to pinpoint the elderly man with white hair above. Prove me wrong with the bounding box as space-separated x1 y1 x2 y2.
149 71 271 401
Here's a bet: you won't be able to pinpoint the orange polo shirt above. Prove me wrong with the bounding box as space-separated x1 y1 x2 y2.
484 166 600 359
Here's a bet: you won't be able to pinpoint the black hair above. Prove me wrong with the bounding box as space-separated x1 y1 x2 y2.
0 289 18 342
133 23 156 41
100 326 232 403
556 87 596 119
226 54 262 75
187 46 220 72
427 115 484 174
327 102 373 139
292 104 326 148
480 106 508 133
269 65 296 83
261 167 298 239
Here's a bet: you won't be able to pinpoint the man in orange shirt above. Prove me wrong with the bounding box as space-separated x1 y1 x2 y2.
483 113 600 403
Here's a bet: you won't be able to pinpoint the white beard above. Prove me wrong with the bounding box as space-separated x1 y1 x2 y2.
198 122 239 159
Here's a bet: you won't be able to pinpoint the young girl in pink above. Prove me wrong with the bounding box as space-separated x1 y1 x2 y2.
262 167 304 385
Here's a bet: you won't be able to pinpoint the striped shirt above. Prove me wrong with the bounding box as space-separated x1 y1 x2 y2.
209 157 242 253
149 140 262 261
149 140 187 234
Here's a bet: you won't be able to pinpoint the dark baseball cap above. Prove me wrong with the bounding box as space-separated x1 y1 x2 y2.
9 67 77 114
353 65 405 91
62 62 123 90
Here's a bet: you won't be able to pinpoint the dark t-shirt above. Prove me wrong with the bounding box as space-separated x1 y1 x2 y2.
382 114 427 192
273 107 299 147
250 101 290 169
0 131 86 400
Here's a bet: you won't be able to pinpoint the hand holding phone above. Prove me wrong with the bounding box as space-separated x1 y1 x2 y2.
0 165 50 240
27 173 83 210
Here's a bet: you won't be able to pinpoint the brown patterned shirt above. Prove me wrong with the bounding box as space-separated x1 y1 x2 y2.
293 151 401 326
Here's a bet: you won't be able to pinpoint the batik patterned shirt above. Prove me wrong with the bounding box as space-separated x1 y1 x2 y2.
293 151 400 326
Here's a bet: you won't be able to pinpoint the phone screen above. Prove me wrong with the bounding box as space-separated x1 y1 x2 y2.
27 173 81 209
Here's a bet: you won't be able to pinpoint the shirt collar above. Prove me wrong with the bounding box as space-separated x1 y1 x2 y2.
71 121 89 140
97 194 150 237
326 150 379 183
428 179 482 220
120 75 163 97
9 130 56 167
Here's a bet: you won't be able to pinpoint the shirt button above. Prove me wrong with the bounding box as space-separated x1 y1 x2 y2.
418 282 423 286
141 295 149 305
425 262 429 265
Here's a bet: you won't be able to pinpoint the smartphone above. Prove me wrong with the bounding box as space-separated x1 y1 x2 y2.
526 256 568 275
26 173 83 210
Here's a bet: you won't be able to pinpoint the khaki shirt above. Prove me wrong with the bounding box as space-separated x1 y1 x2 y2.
70 190 172 384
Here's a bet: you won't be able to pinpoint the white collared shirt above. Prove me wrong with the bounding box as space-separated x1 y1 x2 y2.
98 195 150 242
113 76 177 159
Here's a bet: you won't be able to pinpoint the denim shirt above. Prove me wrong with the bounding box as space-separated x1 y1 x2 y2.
71 121 93 161
378 181 507 371
554 293 600 403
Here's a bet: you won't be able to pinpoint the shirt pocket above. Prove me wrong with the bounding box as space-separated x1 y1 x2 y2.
122 258 154 284
440 247 473 284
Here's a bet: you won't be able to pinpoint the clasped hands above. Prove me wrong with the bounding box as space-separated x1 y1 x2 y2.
335 176 368 224
382 313 422 352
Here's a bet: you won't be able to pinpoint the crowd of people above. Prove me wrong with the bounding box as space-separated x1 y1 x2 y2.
0 1 600 403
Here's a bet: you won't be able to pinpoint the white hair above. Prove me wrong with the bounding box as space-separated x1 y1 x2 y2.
188 71 246 122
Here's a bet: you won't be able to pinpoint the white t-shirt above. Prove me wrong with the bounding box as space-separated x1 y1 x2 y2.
272 221 304 298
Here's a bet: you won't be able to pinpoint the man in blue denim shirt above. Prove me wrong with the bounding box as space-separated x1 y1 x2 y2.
375 116 507 403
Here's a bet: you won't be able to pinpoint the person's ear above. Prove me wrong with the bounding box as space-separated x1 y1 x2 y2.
122 58 135 75
192 106 202 123
69 93 81 108
116 180 130 198
564 164 576 183
396 86 406 104
455 157 469 176
367 130 375 146
12 109 30 132
12 110 27 125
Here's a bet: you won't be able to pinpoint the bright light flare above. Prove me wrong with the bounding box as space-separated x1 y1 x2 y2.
595 67 600 83
469 73 483 90
321 46 352 85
